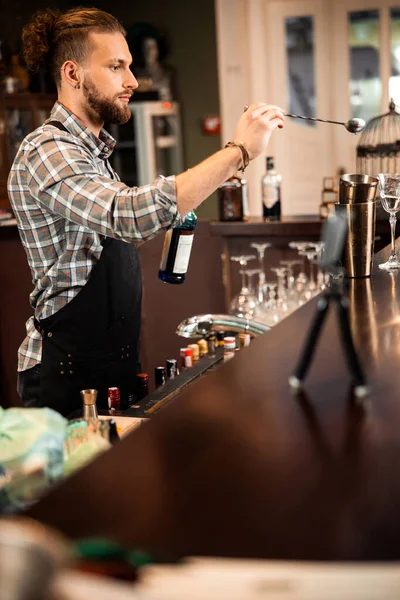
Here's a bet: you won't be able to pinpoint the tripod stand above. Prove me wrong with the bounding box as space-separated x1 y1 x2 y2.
289 268 369 399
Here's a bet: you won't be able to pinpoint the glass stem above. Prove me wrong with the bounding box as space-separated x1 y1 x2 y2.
277 275 284 299
241 270 246 291
390 213 397 258
309 261 315 288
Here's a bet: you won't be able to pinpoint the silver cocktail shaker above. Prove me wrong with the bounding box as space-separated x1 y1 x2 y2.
335 174 378 277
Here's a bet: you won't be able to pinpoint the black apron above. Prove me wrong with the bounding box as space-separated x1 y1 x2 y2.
34 121 142 417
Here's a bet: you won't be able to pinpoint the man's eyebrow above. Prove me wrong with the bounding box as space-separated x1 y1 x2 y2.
109 58 132 66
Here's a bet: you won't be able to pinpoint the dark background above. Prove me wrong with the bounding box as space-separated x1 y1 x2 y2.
0 0 221 217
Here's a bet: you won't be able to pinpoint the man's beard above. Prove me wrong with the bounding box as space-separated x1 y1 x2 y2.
82 77 131 125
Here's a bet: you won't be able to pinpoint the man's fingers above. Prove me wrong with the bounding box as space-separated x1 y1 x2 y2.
259 114 286 129
250 103 285 119
270 117 285 129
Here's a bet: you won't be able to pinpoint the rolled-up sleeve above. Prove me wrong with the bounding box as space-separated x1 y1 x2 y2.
24 131 182 243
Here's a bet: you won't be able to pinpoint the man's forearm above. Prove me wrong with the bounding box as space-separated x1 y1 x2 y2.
175 145 242 216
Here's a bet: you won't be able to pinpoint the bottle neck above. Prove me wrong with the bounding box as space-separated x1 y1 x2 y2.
266 159 275 172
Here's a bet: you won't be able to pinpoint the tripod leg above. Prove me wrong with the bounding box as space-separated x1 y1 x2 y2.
289 295 330 389
336 296 369 398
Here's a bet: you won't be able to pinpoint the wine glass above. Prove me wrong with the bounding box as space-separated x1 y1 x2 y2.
280 260 301 311
230 270 258 318
270 266 289 318
229 255 257 317
378 173 400 270
289 241 310 287
250 242 271 302
304 247 319 293
244 268 262 294
254 282 279 326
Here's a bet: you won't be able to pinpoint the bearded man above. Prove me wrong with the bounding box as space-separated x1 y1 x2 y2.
8 7 285 415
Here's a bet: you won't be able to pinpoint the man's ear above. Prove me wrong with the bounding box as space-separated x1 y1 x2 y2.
61 60 81 89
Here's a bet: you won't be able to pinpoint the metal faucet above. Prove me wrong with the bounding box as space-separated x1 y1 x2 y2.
176 314 270 339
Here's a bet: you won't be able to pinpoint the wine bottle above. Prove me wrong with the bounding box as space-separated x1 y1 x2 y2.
158 210 197 284
262 157 281 221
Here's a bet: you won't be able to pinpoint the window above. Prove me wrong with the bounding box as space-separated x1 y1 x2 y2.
390 7 400 104
285 16 316 125
348 10 381 122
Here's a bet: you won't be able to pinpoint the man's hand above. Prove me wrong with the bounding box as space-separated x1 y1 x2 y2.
234 103 285 160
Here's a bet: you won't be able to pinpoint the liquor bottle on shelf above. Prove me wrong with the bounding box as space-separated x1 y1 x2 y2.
197 339 208 357
218 174 249 222
207 335 216 356
188 343 200 362
136 373 149 401
158 211 197 284
262 157 281 221
180 347 193 369
216 332 225 347
155 366 166 388
108 387 121 411
223 337 236 361
166 358 178 379
238 332 251 348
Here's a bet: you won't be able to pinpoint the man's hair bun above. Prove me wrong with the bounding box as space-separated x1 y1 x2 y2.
22 9 60 72
21 7 126 86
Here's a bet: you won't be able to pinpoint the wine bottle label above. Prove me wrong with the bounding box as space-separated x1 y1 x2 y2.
263 184 280 208
159 230 173 271
173 234 194 274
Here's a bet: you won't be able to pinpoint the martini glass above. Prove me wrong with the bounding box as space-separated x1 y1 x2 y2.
377 173 400 270
229 254 257 316
250 242 271 302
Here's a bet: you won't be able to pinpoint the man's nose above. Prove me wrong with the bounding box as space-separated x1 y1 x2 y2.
125 71 139 91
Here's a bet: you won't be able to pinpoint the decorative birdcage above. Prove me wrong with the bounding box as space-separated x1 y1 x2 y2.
356 99 400 176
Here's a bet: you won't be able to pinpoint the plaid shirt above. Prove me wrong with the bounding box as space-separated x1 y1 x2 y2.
8 101 180 372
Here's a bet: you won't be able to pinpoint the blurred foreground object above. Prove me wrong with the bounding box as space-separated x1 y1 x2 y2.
0 407 66 513
0 516 69 600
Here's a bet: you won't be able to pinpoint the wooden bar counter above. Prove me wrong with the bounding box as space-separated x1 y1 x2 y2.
29 243 400 562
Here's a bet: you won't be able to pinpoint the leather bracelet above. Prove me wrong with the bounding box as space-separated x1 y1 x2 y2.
224 141 250 173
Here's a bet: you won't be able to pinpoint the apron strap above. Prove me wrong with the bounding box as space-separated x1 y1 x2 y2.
47 120 69 133
34 119 69 338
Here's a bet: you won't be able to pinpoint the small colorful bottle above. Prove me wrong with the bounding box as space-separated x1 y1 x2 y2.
108 387 121 411
154 366 166 388
135 373 149 401
223 336 236 361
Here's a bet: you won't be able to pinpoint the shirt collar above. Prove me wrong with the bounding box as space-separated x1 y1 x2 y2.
47 101 116 159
